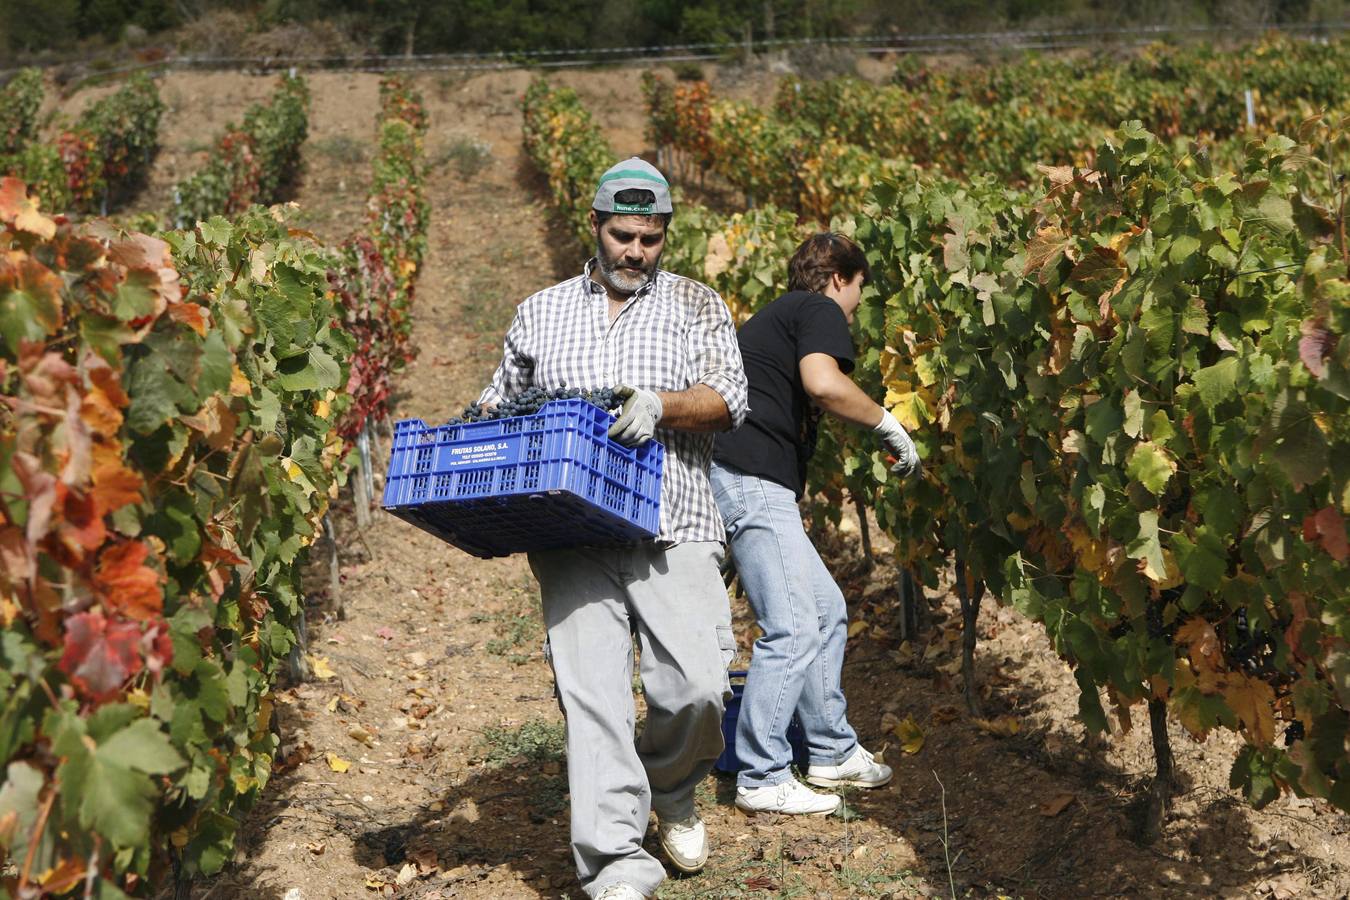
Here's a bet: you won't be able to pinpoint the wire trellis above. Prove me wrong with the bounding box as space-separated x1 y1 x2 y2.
3 20 1347 79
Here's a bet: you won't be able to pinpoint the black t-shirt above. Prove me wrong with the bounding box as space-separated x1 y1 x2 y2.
714 291 855 497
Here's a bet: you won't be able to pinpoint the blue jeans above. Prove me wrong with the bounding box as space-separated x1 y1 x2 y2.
711 461 859 788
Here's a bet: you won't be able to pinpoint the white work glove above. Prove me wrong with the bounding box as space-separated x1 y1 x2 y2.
874 409 921 478
608 385 664 447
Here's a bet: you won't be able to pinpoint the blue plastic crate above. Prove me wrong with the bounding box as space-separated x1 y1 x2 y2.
715 670 808 774
381 399 663 558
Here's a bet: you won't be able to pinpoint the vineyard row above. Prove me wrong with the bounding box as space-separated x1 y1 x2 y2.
0 76 429 896
521 75 1349 822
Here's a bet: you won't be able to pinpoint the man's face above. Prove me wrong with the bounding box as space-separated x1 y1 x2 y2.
591 212 666 296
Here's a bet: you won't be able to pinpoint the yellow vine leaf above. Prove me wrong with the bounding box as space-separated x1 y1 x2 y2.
973 716 1021 737
307 654 336 680
1223 672 1277 746
891 716 925 754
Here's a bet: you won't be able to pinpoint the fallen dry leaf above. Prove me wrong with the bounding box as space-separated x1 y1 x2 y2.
847 620 867 638
409 846 439 874
307 654 336 679
306 841 325 855
348 724 375 745
930 704 961 724
395 862 418 887
890 716 925 754
1039 793 1075 817
934 657 964 676
273 742 313 775
325 752 351 773
744 875 780 891
973 715 1021 737
326 695 340 713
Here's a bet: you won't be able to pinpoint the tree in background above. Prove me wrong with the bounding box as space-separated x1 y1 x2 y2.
1 0 79 54
1 0 1347 59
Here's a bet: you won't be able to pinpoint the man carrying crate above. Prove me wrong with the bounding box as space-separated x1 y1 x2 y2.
479 157 748 900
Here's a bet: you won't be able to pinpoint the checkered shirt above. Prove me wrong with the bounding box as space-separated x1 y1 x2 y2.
480 260 748 545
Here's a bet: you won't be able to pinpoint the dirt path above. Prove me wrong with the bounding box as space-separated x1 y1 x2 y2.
44 66 1350 899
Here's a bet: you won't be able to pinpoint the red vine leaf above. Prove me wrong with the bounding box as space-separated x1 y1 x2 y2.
11 452 59 544
1303 507 1348 562
58 610 144 701
167 301 210 336
90 443 144 517
108 233 182 316
0 525 34 583
92 541 163 620
1298 318 1334 379
18 346 78 413
54 487 105 562
181 395 239 451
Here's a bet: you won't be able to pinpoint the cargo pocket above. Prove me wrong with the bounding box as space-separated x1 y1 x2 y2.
542 637 563 711
716 624 736 698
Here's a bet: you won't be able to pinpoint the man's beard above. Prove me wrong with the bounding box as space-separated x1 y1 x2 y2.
596 242 660 296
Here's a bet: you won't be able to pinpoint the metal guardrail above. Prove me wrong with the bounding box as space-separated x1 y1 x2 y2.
3 20 1347 79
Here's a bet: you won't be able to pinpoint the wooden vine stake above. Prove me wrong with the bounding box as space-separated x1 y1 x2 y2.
353 421 373 529
1144 599 1177 847
286 607 311 683
954 557 985 716
325 514 344 620
852 490 873 571
897 568 922 644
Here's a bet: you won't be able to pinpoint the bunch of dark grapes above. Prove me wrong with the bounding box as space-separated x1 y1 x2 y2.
446 386 623 425
1228 607 1269 675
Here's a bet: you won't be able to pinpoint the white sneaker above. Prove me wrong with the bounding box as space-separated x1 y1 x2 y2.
805 745 893 788
656 813 708 873
734 779 842 816
595 883 646 900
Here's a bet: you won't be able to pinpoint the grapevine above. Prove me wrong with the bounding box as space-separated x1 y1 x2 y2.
0 68 43 158
170 75 309 228
527 76 1350 819
0 187 353 892
2 72 164 215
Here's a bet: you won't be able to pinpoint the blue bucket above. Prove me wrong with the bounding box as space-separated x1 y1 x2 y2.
716 670 808 773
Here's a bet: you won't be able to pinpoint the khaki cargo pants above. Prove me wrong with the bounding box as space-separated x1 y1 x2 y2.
528 542 734 898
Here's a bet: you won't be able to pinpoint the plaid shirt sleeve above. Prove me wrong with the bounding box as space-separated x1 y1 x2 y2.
479 300 534 406
689 283 749 429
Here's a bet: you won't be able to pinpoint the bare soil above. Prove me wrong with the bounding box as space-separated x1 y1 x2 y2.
49 64 1350 900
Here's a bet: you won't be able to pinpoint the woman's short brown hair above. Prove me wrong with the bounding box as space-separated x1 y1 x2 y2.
787 232 870 294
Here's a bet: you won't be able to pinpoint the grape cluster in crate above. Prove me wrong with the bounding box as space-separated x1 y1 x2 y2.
450 385 623 423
